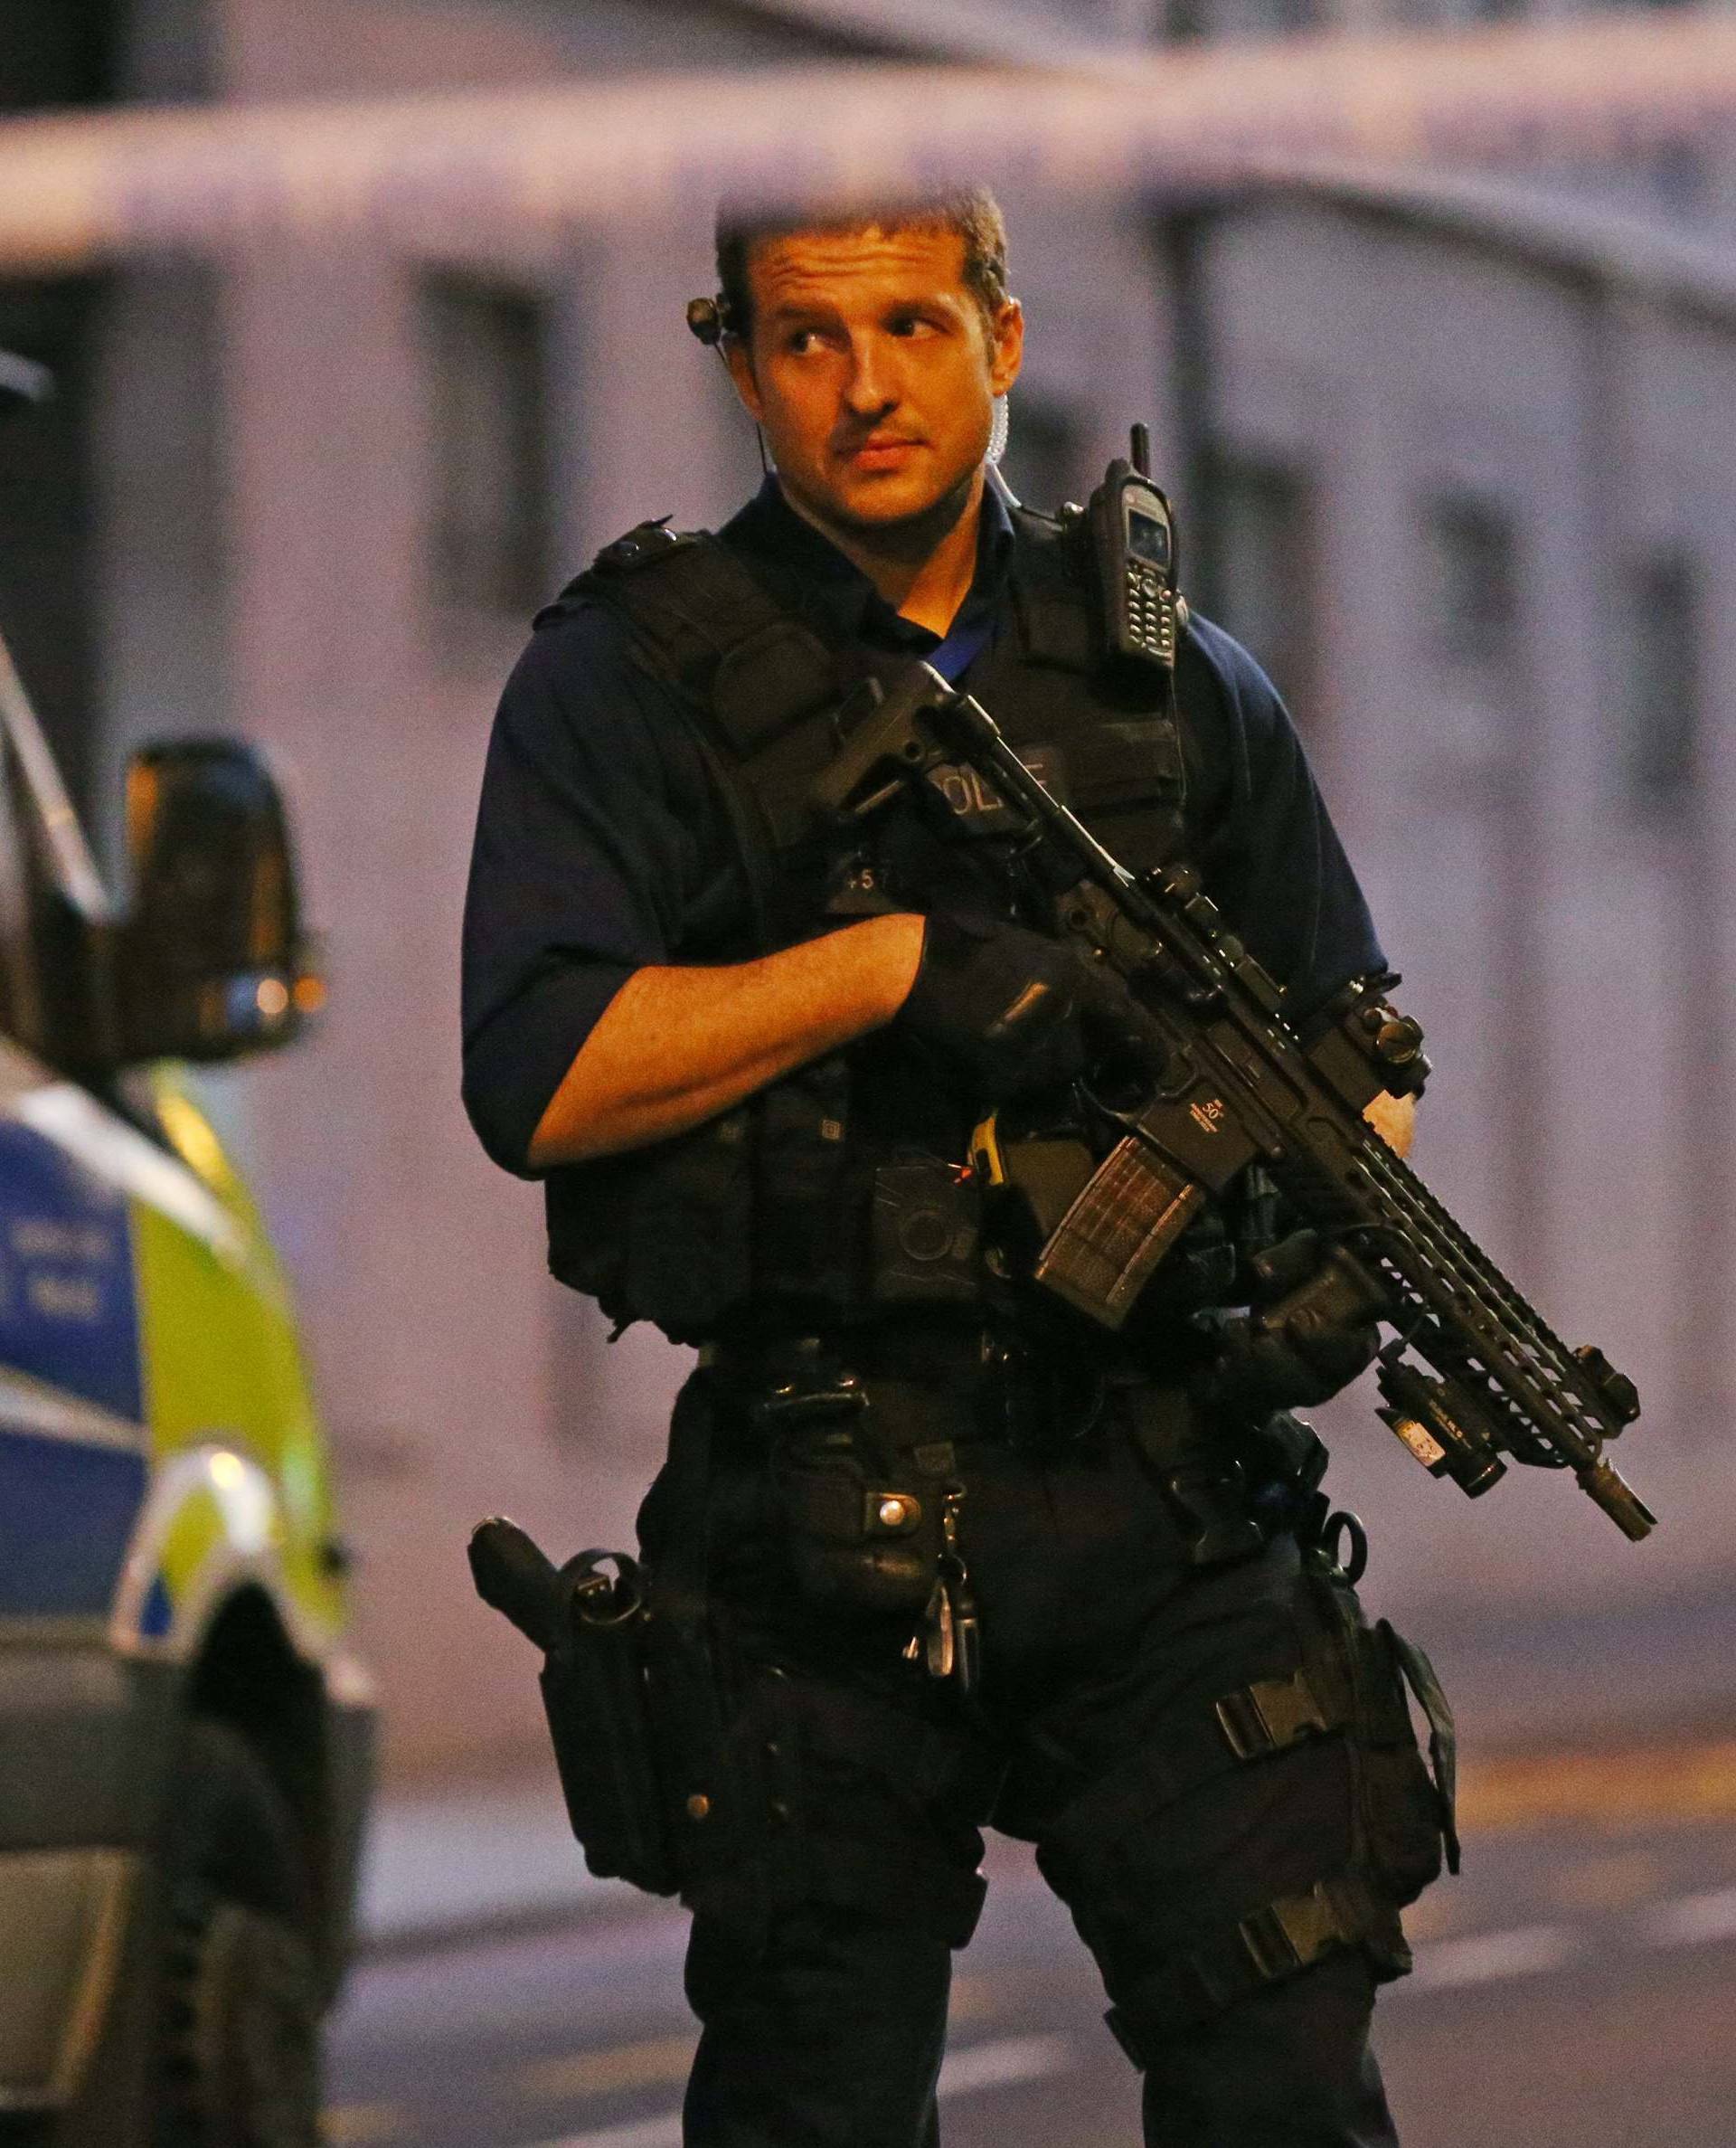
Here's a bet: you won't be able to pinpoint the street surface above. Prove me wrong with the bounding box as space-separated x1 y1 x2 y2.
328 1791 1736 2148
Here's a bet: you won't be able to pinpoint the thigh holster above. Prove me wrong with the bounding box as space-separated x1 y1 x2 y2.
1034 1555 1458 2068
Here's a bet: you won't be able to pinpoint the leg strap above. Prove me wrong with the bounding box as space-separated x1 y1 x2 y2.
1215 1666 1340 1761
1104 1873 1410 2061
1039 1661 1350 1881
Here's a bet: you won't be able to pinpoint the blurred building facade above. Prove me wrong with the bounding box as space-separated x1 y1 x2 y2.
5 0 1736 1774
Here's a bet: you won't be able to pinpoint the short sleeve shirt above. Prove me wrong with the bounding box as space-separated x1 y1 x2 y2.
460 478 1386 1177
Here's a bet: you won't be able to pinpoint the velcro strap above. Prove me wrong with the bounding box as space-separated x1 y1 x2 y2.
1214 1668 1336 1761
1240 1877 1377 1982
1104 1873 1410 2056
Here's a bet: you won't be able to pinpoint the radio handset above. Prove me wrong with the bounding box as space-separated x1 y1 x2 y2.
1088 422 1181 676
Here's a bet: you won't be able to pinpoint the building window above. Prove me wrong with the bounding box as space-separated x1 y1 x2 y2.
0 275 105 815
1250 0 1318 30
1625 548 1700 812
1165 0 1316 35
1422 491 1520 686
1207 452 1318 723
1652 138 1708 222
422 273 550 617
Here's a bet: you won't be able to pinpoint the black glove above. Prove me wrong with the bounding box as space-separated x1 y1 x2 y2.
895 912 1168 1102
1197 1230 1383 1417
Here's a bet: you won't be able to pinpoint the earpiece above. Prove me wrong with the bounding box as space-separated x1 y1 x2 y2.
685 296 727 347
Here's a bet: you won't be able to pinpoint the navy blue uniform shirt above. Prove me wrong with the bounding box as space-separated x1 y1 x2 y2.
461 477 1385 1178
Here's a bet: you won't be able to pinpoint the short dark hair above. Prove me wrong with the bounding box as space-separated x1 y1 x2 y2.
713 188 1009 345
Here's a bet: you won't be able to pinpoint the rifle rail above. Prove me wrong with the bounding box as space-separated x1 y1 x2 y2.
879 664 1653 1538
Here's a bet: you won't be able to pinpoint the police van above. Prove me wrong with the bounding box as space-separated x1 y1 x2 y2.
0 606 372 2137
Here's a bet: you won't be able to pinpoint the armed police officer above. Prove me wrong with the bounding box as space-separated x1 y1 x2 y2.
462 189 1454 2148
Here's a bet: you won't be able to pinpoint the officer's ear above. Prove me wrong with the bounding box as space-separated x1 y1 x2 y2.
722 331 766 422
987 297 1024 401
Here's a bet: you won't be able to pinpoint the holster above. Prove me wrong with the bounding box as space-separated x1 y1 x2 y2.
538 1552 679 1895
468 1375 732 1899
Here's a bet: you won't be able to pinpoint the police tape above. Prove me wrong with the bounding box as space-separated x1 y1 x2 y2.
3 11 1736 272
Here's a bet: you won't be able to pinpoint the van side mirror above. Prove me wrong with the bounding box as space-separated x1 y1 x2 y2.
118 738 323 1064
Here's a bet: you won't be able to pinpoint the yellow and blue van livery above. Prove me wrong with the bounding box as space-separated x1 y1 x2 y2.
0 608 371 2144
0 1060 352 1658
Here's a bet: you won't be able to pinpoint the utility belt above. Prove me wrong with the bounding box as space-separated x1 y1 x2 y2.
700 1324 1335 1632
469 1355 1366 1916
703 1318 1106 1438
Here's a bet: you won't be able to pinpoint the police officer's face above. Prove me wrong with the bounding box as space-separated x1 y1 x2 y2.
725 222 1024 536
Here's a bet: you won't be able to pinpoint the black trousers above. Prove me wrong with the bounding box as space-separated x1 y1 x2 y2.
651 1402 1429 2148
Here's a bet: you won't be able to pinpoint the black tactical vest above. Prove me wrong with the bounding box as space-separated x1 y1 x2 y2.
536 505 1203 1343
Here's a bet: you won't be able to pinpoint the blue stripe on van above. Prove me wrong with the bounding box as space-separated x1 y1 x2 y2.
0 1427 148 1618
0 1118 142 1424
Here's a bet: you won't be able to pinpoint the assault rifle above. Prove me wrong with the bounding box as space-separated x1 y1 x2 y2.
813 661 1655 1542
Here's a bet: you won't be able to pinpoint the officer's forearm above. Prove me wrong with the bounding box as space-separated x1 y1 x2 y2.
526 913 927 1169
1363 1090 1416 1158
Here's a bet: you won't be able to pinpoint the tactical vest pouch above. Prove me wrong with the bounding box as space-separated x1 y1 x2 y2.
749 1350 958 1615
752 1055 858 1310
620 1108 754 1333
546 1108 755 1342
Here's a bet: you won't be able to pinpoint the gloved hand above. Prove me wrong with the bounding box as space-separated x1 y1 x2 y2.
894 912 1169 1102
1196 1230 1383 1418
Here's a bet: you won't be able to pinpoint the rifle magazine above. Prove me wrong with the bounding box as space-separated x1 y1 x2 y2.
1033 1135 1204 1329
